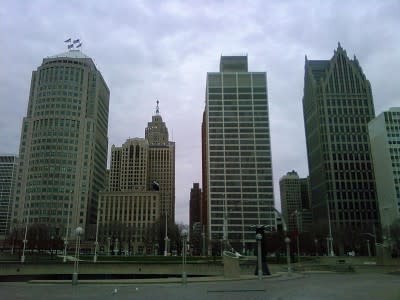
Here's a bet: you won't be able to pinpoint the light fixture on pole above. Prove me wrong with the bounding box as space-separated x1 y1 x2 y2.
72 226 84 285
94 208 100 263
285 236 291 276
256 232 263 280
314 238 318 256
21 196 31 264
164 212 169 256
181 229 188 285
63 190 73 263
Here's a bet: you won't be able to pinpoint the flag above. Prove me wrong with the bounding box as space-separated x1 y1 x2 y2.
76 43 82 48
68 44 74 49
64 38 71 43
73 39 80 44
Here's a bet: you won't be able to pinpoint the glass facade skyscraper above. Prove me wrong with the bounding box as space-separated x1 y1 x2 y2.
203 56 275 253
369 108 400 231
12 50 110 237
0 155 18 239
303 44 379 251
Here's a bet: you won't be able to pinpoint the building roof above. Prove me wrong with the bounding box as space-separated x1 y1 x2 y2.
307 60 330 82
46 49 91 59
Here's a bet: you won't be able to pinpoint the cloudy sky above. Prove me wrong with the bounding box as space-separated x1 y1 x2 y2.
1 0 399 224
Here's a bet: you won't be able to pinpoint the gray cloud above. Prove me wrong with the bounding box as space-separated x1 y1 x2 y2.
1 0 399 223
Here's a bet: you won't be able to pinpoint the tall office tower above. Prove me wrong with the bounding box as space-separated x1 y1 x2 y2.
369 108 400 231
145 101 175 223
203 55 275 253
201 111 208 231
279 171 312 233
0 155 18 239
12 49 110 237
189 183 202 233
189 182 202 255
303 43 379 252
98 138 160 254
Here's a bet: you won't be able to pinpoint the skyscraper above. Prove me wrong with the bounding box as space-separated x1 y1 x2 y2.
189 182 202 234
98 138 160 254
203 55 275 253
0 155 18 239
145 101 175 223
368 108 400 231
303 43 379 252
279 171 312 233
12 49 110 237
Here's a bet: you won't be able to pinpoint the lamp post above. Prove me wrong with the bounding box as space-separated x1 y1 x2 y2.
366 239 371 257
63 191 73 263
256 232 263 280
181 229 188 285
284 237 291 276
314 238 318 256
326 202 334 256
292 210 301 262
201 225 206 257
21 195 32 264
164 213 169 256
93 209 100 263
50 235 54 257
72 226 83 285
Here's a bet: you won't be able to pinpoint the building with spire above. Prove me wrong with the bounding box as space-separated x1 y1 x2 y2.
202 55 275 254
97 101 174 254
302 43 379 253
12 49 110 239
145 100 176 222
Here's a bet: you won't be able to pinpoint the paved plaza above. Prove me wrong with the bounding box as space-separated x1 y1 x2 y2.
0 273 399 300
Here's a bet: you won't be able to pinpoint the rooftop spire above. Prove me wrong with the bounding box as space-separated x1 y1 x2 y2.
155 100 160 114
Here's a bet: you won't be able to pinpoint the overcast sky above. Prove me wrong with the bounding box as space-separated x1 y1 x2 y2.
1 0 399 224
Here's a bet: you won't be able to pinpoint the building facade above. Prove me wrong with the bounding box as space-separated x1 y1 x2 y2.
302 43 379 252
279 171 312 233
0 155 18 239
189 183 202 233
368 108 400 231
98 105 174 254
12 49 110 238
145 102 175 223
203 55 275 253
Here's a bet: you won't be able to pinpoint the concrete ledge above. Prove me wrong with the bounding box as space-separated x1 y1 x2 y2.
27 273 284 285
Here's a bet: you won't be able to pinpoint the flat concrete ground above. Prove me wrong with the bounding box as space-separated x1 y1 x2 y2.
1 273 399 300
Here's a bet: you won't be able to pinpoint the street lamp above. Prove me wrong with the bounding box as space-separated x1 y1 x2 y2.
284 237 291 276
292 210 301 262
63 191 73 263
314 238 318 256
181 229 188 285
21 197 31 264
72 226 84 285
256 232 263 280
164 212 169 256
94 209 100 263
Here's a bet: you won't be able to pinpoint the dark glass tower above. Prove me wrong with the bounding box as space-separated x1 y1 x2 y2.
303 43 379 253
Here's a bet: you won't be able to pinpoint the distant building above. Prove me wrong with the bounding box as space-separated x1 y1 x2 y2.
302 44 379 251
12 49 109 238
369 107 400 231
202 55 275 253
145 103 175 223
279 171 312 233
189 183 202 234
98 102 174 254
0 155 18 239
